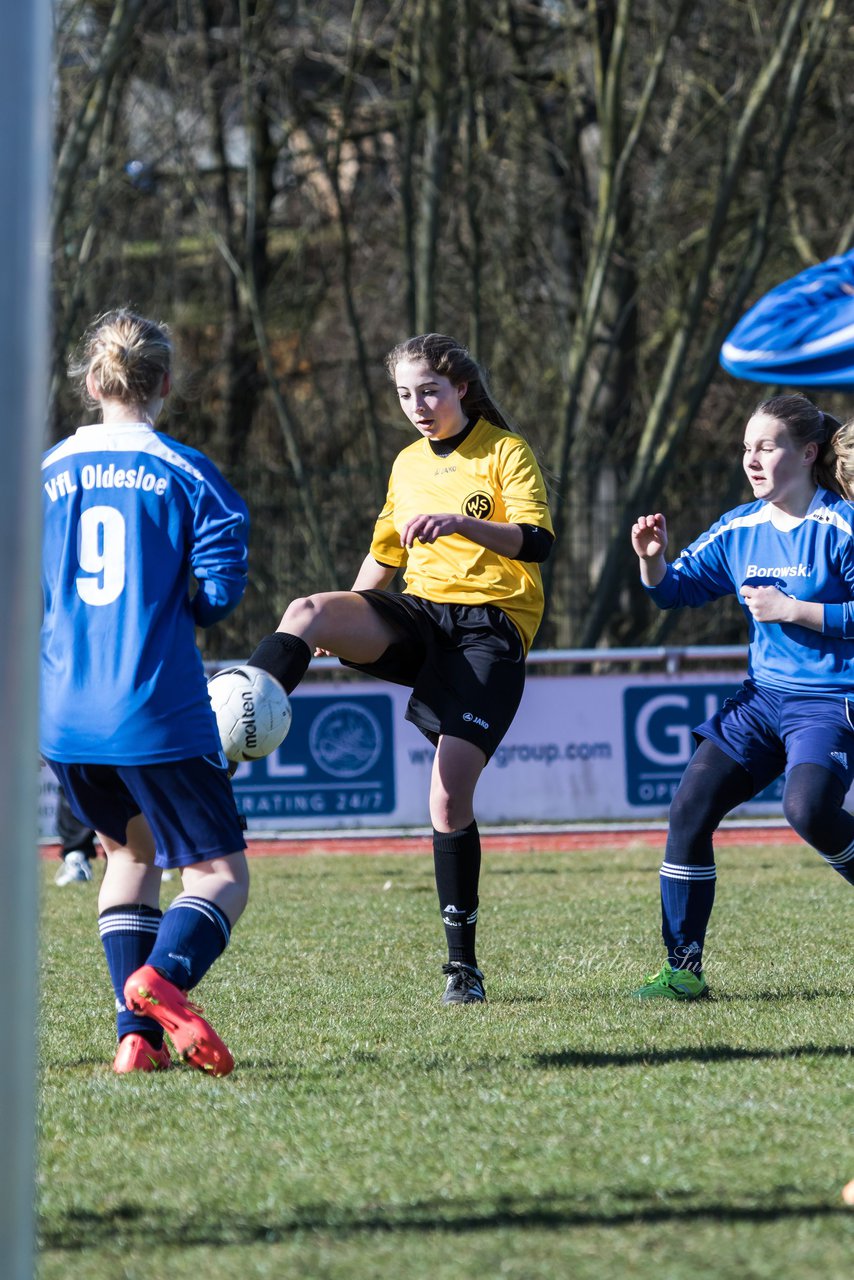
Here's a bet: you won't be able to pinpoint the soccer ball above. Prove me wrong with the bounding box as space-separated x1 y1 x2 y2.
207 665 292 762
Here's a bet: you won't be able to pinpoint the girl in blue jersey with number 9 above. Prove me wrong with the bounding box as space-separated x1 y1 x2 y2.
41 310 249 1074
631 393 854 1000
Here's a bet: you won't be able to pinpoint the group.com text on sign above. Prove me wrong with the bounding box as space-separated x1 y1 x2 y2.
491 739 612 768
231 693 396 821
623 683 783 808
406 738 613 770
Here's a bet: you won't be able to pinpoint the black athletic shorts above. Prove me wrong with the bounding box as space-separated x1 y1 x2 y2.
341 591 526 760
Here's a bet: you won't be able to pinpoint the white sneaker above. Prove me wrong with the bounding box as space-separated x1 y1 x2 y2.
54 850 93 886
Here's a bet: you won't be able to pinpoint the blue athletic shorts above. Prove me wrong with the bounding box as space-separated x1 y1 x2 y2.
46 753 246 869
694 679 854 791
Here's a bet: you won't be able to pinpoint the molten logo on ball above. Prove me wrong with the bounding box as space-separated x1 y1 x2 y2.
207 665 292 762
240 689 258 750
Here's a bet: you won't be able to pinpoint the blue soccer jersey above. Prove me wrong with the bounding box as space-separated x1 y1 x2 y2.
646 488 854 694
40 422 249 764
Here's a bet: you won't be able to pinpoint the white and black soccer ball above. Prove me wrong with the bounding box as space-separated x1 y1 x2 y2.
207 665 292 762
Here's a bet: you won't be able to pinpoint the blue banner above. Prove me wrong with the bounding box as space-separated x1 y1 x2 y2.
231 692 396 821
623 684 784 807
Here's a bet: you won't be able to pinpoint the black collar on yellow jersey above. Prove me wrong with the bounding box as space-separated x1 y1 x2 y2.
429 416 477 458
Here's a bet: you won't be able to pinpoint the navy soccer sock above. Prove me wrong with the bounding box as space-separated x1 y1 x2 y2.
99 904 164 1045
659 739 753 974
433 822 481 968
815 839 854 884
247 632 312 694
659 861 716 974
145 895 231 991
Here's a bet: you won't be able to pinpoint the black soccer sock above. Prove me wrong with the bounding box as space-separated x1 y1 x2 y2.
247 632 312 694
433 821 481 968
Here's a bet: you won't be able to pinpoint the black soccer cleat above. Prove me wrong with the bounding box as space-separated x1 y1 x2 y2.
441 962 486 1005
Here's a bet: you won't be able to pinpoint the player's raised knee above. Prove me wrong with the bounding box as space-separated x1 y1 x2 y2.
279 594 323 633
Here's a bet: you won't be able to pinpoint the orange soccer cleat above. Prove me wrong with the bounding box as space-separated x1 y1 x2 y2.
112 1032 171 1074
123 964 234 1077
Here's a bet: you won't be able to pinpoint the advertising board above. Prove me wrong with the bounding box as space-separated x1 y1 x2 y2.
38 664 803 837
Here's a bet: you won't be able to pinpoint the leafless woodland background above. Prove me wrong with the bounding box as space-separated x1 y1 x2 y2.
51 0 854 657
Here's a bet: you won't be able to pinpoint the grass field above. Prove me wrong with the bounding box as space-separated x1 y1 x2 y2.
38 837 853 1279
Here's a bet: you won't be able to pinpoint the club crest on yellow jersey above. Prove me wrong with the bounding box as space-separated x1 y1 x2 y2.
463 491 495 520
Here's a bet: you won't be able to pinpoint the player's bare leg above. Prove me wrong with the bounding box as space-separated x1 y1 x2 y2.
180 850 249 928
97 813 161 911
278 590 402 665
429 735 486 833
95 815 168 1069
124 852 248 1079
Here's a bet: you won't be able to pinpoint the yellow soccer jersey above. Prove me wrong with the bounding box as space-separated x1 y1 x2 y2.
369 417 553 652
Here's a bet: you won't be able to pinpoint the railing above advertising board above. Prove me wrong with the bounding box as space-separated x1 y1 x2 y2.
306 645 749 675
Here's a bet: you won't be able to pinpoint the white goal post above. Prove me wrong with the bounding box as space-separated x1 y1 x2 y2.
0 2 51 1276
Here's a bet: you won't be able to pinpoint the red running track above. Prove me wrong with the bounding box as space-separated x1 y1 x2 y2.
40 826 799 861
245 826 798 857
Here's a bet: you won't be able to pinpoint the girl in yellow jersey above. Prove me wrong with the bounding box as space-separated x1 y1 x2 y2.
248 334 554 1003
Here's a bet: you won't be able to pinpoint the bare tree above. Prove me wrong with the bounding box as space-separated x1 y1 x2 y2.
572 0 840 648
48 0 854 657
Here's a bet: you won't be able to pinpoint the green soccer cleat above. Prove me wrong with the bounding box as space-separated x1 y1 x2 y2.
632 961 709 1001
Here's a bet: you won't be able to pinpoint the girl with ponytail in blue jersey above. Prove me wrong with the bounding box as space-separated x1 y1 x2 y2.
41 310 250 1074
631 393 854 1000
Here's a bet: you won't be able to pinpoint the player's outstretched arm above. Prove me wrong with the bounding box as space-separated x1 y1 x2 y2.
631 513 668 589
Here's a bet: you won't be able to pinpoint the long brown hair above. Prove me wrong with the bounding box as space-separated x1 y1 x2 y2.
385 333 513 430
